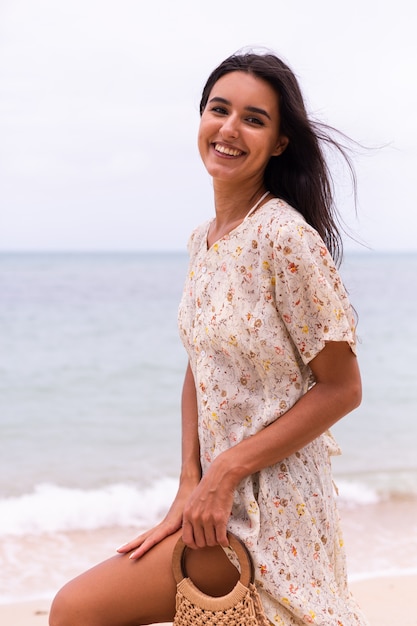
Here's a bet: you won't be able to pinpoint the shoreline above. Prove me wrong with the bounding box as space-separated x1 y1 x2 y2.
1 573 416 626
2 498 417 624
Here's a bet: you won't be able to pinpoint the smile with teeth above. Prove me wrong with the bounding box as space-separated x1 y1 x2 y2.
214 143 244 157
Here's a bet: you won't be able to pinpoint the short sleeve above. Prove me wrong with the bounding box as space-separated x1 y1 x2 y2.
272 221 356 364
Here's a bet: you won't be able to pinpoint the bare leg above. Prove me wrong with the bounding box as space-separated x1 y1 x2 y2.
49 529 240 626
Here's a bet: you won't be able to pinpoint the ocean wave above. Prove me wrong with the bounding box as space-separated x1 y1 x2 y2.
335 470 417 508
1 474 416 537
0 479 178 536
336 480 381 507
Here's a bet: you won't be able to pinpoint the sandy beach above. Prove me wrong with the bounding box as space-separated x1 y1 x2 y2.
1 499 416 625
2 252 417 624
1 573 416 626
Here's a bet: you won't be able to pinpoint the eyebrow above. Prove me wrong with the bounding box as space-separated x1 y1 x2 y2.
208 96 272 121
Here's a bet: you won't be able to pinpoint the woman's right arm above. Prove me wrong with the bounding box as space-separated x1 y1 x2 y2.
117 361 201 560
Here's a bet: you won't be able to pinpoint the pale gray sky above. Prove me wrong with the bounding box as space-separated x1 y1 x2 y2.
1 0 416 252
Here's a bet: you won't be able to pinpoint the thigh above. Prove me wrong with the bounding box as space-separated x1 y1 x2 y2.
50 530 240 626
50 530 181 626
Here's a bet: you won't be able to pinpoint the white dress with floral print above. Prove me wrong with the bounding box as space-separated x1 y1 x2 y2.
178 198 369 626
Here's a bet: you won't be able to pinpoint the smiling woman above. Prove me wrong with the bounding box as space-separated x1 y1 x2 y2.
198 72 288 200
198 71 289 246
49 51 370 626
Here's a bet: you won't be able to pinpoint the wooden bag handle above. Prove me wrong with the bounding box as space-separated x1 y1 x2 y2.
172 532 254 588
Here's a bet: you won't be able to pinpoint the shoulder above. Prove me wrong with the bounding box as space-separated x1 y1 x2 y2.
258 198 309 233
262 197 305 223
256 198 325 252
255 198 339 278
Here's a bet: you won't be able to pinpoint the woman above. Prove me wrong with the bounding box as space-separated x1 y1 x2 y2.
50 52 369 626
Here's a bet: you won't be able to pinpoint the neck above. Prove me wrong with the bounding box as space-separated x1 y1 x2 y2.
206 182 270 250
212 181 268 228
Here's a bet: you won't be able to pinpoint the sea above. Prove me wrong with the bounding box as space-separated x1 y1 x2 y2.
1 251 417 603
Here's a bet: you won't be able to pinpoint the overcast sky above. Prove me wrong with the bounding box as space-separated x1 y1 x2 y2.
1 0 416 253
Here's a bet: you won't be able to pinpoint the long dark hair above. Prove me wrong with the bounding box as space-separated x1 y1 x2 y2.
200 52 356 265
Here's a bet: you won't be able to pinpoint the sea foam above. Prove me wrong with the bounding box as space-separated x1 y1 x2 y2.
0 479 178 536
336 479 380 507
0 476 389 537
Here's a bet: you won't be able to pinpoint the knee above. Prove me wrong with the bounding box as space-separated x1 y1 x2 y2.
49 583 87 626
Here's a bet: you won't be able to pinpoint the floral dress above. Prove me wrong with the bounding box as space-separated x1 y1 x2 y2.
178 198 369 626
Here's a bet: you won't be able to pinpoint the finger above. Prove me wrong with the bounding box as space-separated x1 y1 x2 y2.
116 524 157 551
181 521 197 549
129 525 178 560
202 523 218 547
190 523 208 549
215 523 230 548
116 533 147 553
129 536 157 560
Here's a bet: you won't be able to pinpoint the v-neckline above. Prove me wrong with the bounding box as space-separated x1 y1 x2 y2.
206 192 270 252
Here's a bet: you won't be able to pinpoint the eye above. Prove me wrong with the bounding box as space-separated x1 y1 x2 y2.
210 106 228 115
246 116 264 126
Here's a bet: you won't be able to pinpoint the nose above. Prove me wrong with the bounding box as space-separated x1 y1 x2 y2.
220 114 239 140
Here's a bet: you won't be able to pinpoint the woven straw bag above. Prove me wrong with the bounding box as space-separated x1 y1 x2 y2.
172 532 271 626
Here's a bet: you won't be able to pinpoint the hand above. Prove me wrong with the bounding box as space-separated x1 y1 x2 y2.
116 519 180 561
181 458 236 550
117 477 199 560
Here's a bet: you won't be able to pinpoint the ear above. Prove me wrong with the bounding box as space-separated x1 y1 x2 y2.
271 135 289 157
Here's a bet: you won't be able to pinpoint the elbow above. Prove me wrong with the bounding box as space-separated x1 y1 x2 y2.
348 375 362 411
351 383 362 411
344 354 362 412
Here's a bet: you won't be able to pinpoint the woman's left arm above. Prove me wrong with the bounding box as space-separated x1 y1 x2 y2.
181 341 361 549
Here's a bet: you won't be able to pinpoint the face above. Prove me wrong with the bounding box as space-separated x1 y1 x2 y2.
198 71 288 185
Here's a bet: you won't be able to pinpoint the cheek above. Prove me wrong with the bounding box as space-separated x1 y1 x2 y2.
197 127 205 159
197 119 212 156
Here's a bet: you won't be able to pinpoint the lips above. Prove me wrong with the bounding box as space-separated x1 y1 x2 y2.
214 143 244 157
